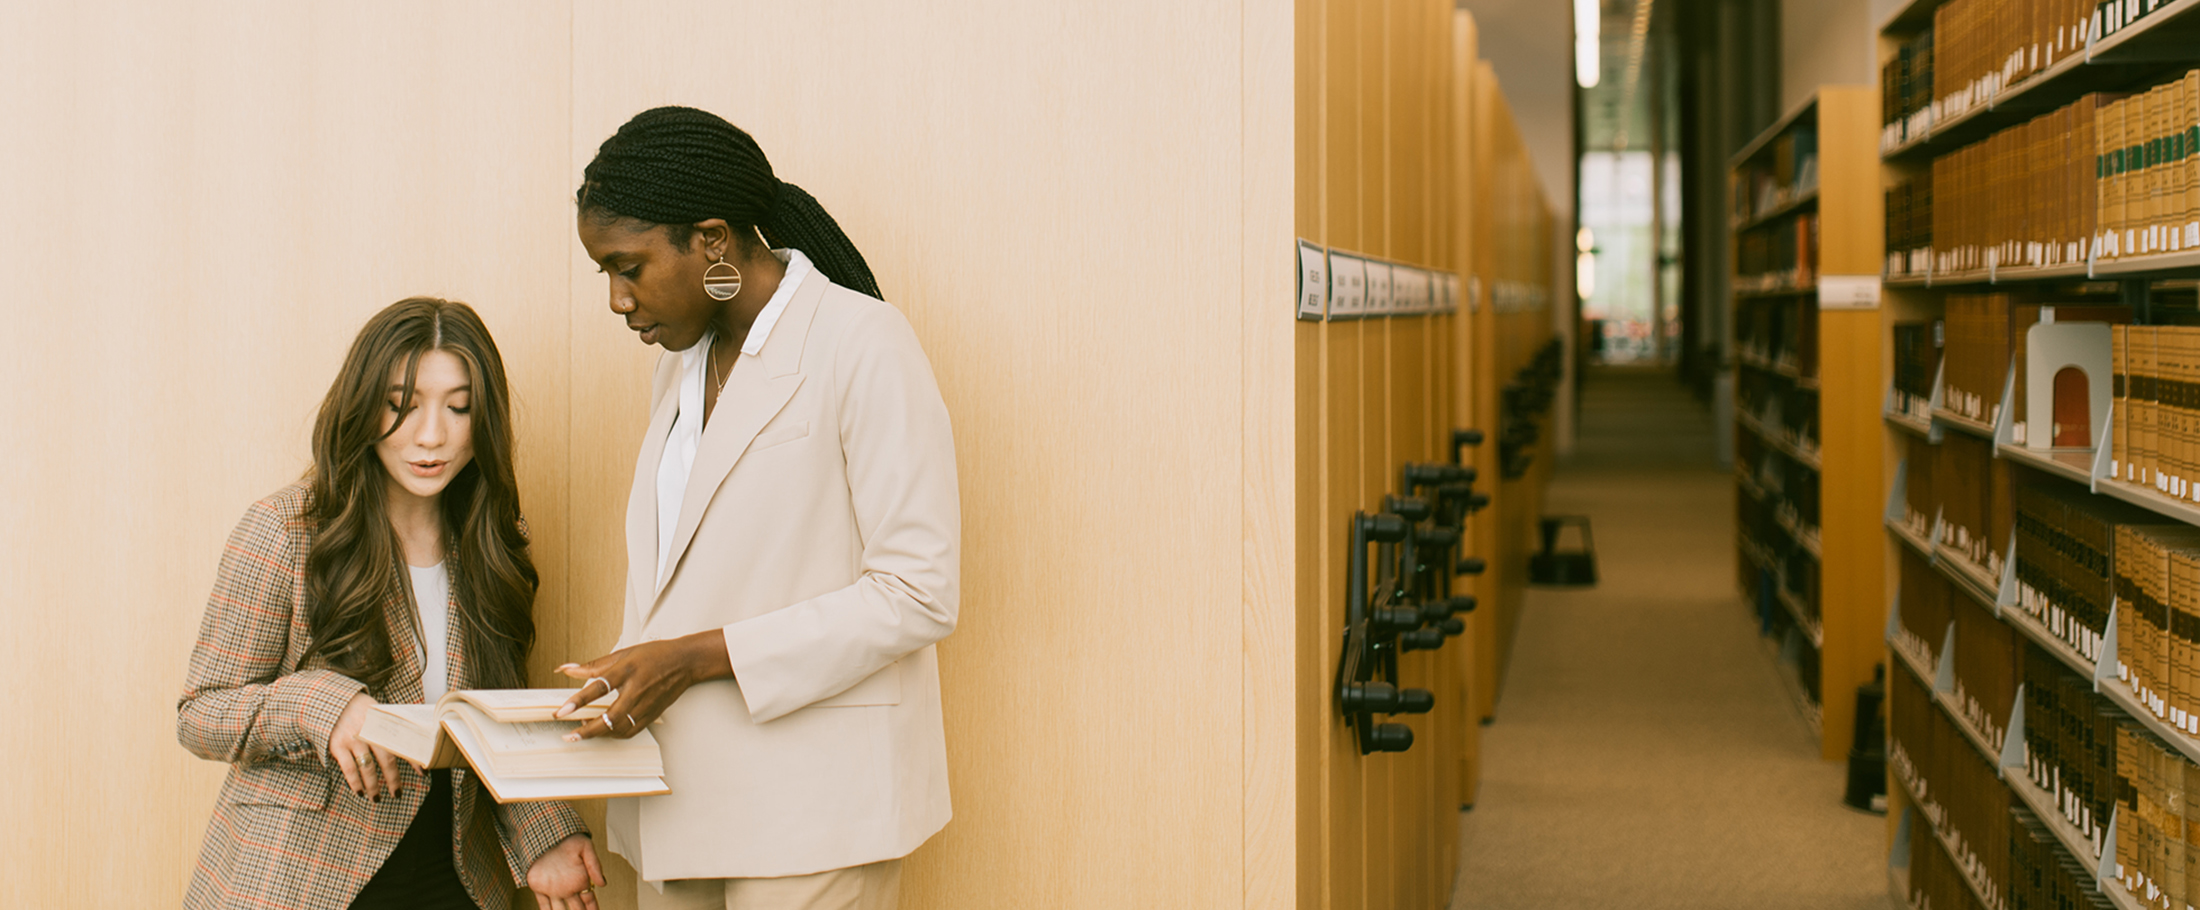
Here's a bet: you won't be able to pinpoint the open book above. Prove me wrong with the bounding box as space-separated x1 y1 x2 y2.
360 688 668 803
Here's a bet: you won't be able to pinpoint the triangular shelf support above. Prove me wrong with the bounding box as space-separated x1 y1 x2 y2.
1934 621 1958 695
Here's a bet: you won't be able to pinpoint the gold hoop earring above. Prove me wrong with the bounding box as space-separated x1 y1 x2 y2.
703 256 742 301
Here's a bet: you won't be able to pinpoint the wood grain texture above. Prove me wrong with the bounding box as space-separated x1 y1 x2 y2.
0 3 575 907
1813 88 1887 760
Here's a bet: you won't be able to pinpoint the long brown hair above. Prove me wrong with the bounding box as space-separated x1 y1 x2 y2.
300 298 537 694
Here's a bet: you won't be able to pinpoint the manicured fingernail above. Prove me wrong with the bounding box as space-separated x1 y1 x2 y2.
563 733 579 743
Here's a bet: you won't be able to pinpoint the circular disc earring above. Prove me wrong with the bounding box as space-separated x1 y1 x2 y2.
703 255 743 301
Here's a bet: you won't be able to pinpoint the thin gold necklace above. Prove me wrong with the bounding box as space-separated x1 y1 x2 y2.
706 333 731 397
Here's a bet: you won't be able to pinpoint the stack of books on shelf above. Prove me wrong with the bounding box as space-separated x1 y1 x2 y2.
2112 326 2200 497
1733 126 1820 223
1905 436 1939 540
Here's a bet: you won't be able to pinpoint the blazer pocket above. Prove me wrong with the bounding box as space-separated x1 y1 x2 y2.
221 761 333 809
749 421 811 453
812 659 903 708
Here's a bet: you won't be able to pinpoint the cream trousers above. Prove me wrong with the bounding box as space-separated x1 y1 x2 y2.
634 860 902 910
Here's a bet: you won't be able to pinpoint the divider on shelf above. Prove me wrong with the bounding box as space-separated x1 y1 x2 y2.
1885 589 1902 645
1885 458 1908 526
1991 535 2017 618
1933 622 1957 695
1997 683 2025 776
2091 410 2113 491
2093 608 2119 693
1992 364 2016 448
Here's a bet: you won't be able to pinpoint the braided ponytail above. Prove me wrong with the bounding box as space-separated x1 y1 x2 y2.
578 106 881 299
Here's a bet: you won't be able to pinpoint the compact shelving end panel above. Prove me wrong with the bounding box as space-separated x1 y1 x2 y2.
1730 86 1886 763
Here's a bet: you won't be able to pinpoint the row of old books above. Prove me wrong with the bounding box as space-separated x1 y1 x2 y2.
1735 212 1820 287
1885 74 2200 278
1918 96 2103 277
1925 0 2097 131
1894 664 2015 909
1939 296 2130 436
1887 175 1935 277
1735 296 1818 378
1934 432 2014 577
2112 326 2200 501
1883 26 1936 150
1893 318 1945 422
1731 126 1818 224
2014 482 2157 665
1899 547 2024 753
2114 524 2200 740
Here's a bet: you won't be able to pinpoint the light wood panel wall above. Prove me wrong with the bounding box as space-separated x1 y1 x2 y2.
0 4 575 906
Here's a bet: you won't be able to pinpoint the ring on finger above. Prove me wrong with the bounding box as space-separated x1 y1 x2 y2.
586 676 609 693
625 713 637 730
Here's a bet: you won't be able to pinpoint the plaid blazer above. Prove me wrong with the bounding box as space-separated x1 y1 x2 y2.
178 482 589 910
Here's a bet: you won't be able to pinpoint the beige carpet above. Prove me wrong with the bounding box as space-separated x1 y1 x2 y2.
1449 366 1893 910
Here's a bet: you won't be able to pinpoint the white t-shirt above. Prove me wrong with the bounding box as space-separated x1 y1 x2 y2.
408 561 451 702
655 248 814 585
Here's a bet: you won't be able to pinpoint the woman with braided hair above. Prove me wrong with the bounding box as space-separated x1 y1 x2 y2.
557 106 960 910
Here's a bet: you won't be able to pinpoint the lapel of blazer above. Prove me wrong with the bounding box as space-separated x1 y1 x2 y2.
629 361 682 626
441 559 467 694
650 275 825 610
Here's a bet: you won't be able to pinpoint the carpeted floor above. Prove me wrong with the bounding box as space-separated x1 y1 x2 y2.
1449 366 1893 910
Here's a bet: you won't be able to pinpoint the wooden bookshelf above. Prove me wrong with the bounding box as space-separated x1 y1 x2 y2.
1730 86 1886 762
1877 5 2200 906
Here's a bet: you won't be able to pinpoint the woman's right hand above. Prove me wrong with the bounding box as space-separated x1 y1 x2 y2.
330 691 406 801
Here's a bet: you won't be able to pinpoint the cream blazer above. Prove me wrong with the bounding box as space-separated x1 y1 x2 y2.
603 274 958 881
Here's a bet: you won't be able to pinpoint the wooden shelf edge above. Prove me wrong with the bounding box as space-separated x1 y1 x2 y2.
1731 94 1825 171
1932 544 2001 609
1776 586 1825 648
1931 407 1996 439
1733 188 1822 234
1887 517 1934 559
1886 409 1934 439
2094 475 2200 527
1997 443 2095 484
1889 637 1999 767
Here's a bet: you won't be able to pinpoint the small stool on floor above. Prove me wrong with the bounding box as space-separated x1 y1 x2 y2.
1529 515 1598 586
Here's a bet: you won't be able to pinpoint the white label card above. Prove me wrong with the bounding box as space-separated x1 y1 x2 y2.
1366 261 1394 316
1329 254 1367 318
1392 268 1423 315
1296 240 1328 321
1440 274 1458 313
1818 275 1883 309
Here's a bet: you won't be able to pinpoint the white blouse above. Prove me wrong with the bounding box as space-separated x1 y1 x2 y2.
408 561 451 702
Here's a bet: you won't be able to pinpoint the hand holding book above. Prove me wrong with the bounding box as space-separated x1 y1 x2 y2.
554 629 735 742
358 688 666 802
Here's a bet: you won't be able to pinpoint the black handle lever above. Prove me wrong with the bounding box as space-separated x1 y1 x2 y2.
1421 595 1475 623
1372 606 1424 635
1399 627 1446 652
1457 556 1486 575
1366 723 1414 752
1451 429 1484 465
1383 494 1432 523
1393 688 1435 714
1436 617 1465 636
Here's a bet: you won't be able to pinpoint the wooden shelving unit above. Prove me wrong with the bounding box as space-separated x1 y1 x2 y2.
1876 4 2200 905
1729 87 1885 763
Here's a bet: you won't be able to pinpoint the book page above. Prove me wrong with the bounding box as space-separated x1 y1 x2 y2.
445 688 610 723
360 704 439 766
440 712 668 803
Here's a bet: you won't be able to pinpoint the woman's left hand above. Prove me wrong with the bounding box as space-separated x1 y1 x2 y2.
527 833 605 910
555 630 733 741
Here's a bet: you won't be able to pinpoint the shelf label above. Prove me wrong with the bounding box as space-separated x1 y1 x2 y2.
1818 274 1882 310
1297 239 1327 321
1329 253 1367 319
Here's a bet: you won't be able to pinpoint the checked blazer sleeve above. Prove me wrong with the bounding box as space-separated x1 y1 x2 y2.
177 496 364 766
493 800 591 883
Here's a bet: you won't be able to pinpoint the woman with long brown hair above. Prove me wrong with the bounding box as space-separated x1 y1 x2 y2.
178 298 605 910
